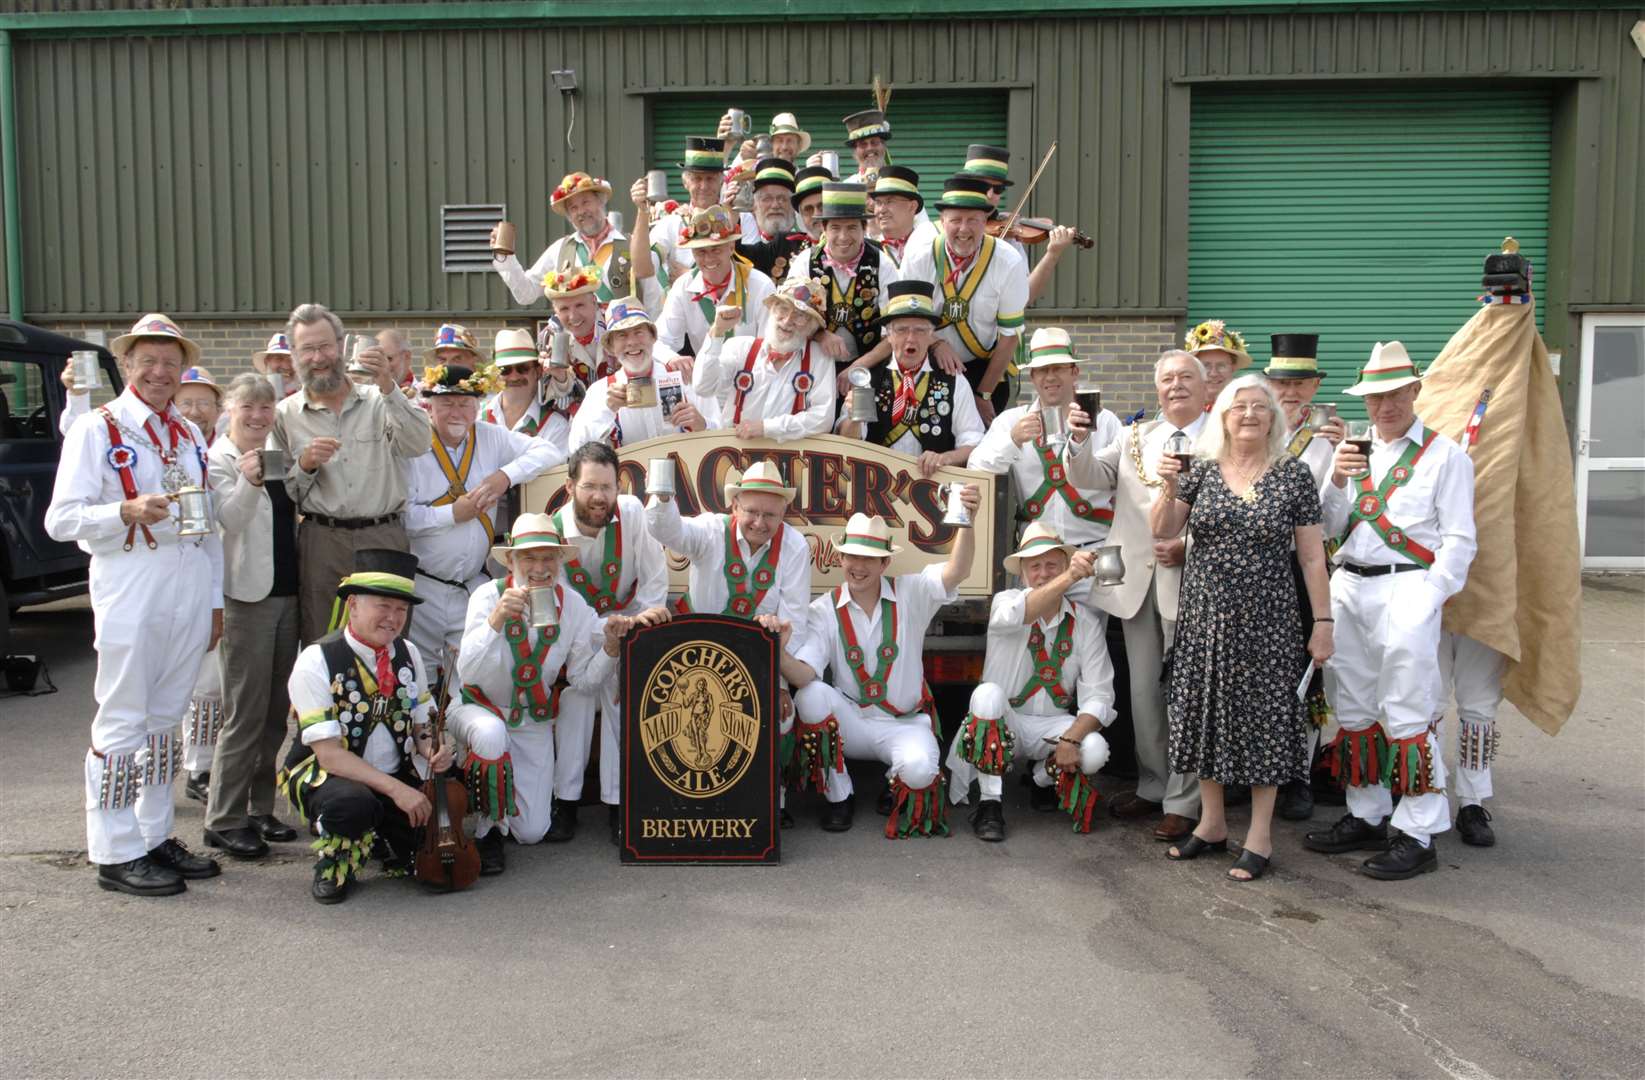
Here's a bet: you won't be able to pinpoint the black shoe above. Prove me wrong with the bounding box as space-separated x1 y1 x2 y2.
249 814 298 843
876 782 894 816
820 795 855 833
96 856 185 897
1276 779 1315 822
1361 833 1439 880
203 826 269 859
1027 779 1059 813
970 800 1005 842
608 804 622 847
185 771 210 803
477 830 506 876
312 865 350 904
543 798 578 843
148 837 221 879
1302 812 1389 854
780 807 796 829
1456 805 1496 848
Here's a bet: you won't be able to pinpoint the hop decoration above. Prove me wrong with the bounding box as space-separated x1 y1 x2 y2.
418 363 501 396
1185 319 1247 356
421 363 448 387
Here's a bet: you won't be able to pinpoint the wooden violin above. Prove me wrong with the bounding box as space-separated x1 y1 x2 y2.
987 215 1094 249
413 649 480 892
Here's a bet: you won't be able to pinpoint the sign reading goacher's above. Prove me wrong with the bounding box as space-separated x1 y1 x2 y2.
523 432 1003 597
620 613 780 864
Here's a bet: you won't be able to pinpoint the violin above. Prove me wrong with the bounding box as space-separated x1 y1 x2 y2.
987 216 1094 250
413 651 480 892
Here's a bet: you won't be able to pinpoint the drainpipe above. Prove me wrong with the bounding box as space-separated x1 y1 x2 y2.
0 31 20 321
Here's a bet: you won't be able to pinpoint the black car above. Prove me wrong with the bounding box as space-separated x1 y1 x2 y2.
0 321 122 652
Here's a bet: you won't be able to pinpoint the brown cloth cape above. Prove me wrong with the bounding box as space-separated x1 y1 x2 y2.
1417 299 1581 735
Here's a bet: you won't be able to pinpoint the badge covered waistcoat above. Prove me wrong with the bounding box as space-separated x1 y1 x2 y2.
809 239 884 357
864 361 959 454
282 633 417 771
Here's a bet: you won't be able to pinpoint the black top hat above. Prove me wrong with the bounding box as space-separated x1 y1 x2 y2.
876 280 943 327
958 143 1014 187
678 136 727 172
422 364 486 397
337 549 423 605
870 165 923 209
1482 251 1531 293
749 157 797 192
791 165 832 207
933 174 996 212
1264 334 1321 380
842 109 892 144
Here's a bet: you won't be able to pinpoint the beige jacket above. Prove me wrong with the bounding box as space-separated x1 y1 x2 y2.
208 439 278 604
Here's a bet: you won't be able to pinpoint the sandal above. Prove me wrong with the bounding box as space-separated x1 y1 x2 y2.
1166 834 1228 861
1228 849 1270 882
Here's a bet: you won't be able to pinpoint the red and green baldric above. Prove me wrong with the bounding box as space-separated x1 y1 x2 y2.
1010 612 1076 710
835 587 901 713
1023 439 1113 525
1340 430 1439 568
678 516 784 619
462 578 562 727
557 508 635 614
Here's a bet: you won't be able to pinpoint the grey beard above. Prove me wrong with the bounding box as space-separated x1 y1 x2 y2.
758 212 795 235
766 328 805 355
303 368 346 396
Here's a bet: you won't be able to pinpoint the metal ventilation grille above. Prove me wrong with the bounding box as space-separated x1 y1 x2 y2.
441 204 505 272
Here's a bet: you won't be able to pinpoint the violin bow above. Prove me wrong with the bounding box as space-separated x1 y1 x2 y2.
1001 142 1058 238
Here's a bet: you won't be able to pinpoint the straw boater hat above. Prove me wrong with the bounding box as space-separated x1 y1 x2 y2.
749 157 797 192
490 512 576 565
111 313 202 366
763 279 827 330
336 549 423 606
1024 327 1079 371
1344 341 1423 396
678 205 740 249
791 165 833 207
252 332 292 374
548 171 613 214
958 143 1014 188
768 112 812 155
841 109 892 145
542 264 602 301
876 280 942 327
679 136 727 173
834 512 902 558
418 363 499 398
816 182 870 222
1002 523 1078 576
178 367 222 399
603 296 656 336
933 175 994 213
1264 333 1321 380
1184 319 1252 370
870 165 923 210
425 323 482 362
722 460 795 505
493 328 538 369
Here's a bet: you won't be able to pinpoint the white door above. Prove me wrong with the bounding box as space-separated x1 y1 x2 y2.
1576 314 1645 569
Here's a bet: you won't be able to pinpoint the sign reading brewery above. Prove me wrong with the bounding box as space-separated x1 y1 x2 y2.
620 614 780 864
523 432 1002 598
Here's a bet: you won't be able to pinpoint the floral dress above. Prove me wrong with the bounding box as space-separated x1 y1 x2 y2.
1167 455 1321 786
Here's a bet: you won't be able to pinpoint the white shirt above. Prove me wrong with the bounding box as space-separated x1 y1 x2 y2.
493 227 629 307
1322 418 1478 599
456 578 615 716
404 421 563 583
795 565 957 717
877 215 940 272
969 403 1124 548
289 628 433 772
984 591 1115 723
45 388 225 602
647 207 702 290
552 495 670 618
645 499 811 628
899 235 1029 358
853 357 986 457
567 356 719 453
650 264 776 356
693 335 837 442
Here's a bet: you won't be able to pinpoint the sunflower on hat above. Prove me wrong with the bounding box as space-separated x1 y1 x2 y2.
1185 319 1247 356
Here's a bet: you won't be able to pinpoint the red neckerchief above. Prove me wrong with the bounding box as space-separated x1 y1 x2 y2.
132 390 192 459
374 646 397 698
882 233 909 259
822 245 865 278
582 223 613 252
890 361 924 426
944 248 978 290
690 268 734 303
575 329 596 347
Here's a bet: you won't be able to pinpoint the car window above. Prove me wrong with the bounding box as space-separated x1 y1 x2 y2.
0 359 51 441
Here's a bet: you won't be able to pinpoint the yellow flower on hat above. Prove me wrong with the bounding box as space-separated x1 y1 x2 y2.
422 364 448 386
542 264 603 294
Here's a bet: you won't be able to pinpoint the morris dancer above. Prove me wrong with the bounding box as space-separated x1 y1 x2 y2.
492 171 630 307
692 279 837 441
567 297 711 452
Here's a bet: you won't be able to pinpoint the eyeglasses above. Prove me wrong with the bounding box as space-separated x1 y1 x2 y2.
296 343 339 358
1229 402 1273 415
574 482 617 496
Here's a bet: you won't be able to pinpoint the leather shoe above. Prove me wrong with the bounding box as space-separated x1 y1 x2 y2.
476 830 506 876
1108 792 1163 821
203 827 269 859
780 807 795 829
1303 812 1389 854
184 771 210 803
1153 813 1196 841
312 865 350 904
97 856 185 897
148 837 221 879
1455 804 1496 847
608 804 622 847
1027 778 1059 813
1276 779 1315 822
1361 833 1438 880
876 782 894 816
820 795 855 833
249 814 298 843
970 800 1005 842
543 798 578 843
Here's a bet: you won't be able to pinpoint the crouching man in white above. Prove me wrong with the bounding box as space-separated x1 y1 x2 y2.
788 504 978 837
946 524 1116 841
446 515 664 874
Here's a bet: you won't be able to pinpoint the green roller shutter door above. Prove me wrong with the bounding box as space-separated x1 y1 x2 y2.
649 91 1008 211
1189 87 1551 415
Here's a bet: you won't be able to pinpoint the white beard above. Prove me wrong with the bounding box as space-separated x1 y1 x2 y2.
766 328 805 355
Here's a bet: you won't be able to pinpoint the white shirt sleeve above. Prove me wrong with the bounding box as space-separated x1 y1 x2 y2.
456 583 512 696
644 497 720 562
44 412 127 543
1425 448 1478 600
493 243 557 307
657 278 692 353
950 378 987 449
1074 616 1116 725
499 423 565 485
776 525 813 630
567 379 617 453
692 334 748 413
59 389 90 437
968 410 1022 473
628 502 672 611
289 644 343 745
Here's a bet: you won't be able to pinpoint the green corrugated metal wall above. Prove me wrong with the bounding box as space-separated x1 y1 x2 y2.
1188 86 1552 411
648 91 1008 208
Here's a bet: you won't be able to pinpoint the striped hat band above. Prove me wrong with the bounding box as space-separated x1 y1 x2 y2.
1029 343 1076 361
823 189 867 209
795 176 827 196
495 346 537 364
843 532 892 553
1014 536 1065 559
683 149 724 169
940 188 992 209
1359 362 1418 383
738 477 788 493
340 571 416 597
1266 356 1319 373
848 122 890 141
755 164 795 184
509 529 566 546
873 176 920 198
882 293 938 318
964 156 1010 182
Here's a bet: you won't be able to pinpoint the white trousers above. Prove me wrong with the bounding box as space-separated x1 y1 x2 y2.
406 575 477 680
182 651 222 773
1332 569 1450 844
793 682 939 799
446 704 557 844
555 681 620 806
83 544 214 864
946 693 1067 804
1436 630 1506 806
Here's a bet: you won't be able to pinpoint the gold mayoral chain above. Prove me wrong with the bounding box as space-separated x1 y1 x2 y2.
1129 425 1166 489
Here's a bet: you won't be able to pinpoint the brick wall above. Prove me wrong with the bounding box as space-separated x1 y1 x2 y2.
38 312 1182 412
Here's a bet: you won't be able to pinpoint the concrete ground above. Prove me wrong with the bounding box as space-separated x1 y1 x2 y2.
1 581 1641 1079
